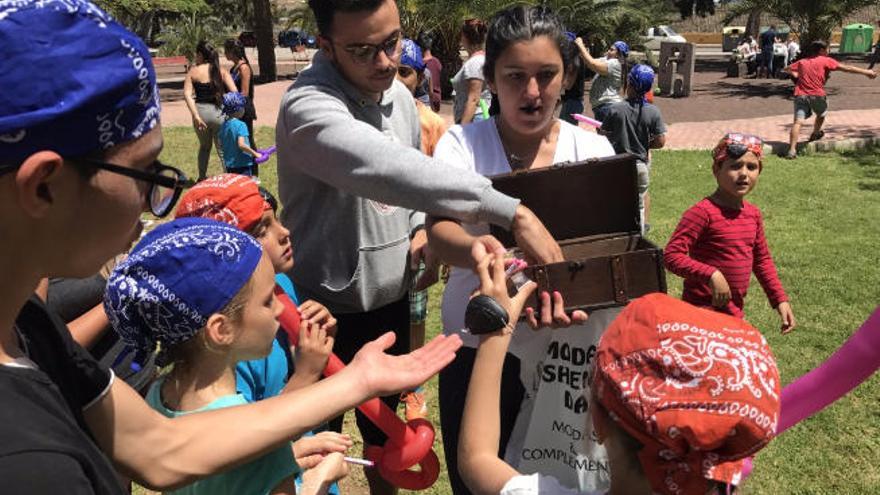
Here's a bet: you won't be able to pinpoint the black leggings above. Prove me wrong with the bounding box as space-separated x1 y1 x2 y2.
326 297 411 447
439 346 524 495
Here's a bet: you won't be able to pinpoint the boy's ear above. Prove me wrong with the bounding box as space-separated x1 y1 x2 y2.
14 151 67 218
204 313 236 348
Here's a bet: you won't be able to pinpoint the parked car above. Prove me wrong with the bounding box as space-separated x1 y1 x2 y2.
643 25 687 51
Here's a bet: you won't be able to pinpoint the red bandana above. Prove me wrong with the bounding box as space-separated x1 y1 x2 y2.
712 133 764 168
175 174 270 233
594 293 780 495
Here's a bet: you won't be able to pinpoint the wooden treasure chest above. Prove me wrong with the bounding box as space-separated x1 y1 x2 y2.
490 154 666 313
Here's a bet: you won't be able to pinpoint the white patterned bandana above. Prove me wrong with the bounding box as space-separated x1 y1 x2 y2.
0 0 160 165
104 218 263 363
594 293 780 495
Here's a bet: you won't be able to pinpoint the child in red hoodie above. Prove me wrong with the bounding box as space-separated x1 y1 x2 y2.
665 133 796 333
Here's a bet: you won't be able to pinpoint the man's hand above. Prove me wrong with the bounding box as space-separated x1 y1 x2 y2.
777 301 796 334
511 205 563 265
293 432 352 469
347 332 462 397
709 270 731 308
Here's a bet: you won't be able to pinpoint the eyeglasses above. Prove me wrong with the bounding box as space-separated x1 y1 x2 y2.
332 31 402 65
73 158 195 217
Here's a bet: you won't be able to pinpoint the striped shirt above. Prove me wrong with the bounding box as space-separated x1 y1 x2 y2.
664 197 788 318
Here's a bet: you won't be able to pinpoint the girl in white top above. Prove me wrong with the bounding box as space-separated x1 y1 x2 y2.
453 18 493 124
430 5 616 493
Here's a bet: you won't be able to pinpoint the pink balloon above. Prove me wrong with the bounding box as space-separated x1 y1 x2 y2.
571 113 603 128
777 305 880 433
741 306 880 481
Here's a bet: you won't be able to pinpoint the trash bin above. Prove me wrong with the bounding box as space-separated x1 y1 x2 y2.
722 26 745 52
840 23 874 54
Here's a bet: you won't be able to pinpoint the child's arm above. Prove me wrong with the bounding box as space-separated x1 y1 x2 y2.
664 205 717 281
82 331 461 490
575 37 610 75
238 135 262 159
183 71 206 130
752 212 796 333
649 134 666 149
836 64 878 79
459 253 537 495
664 206 731 308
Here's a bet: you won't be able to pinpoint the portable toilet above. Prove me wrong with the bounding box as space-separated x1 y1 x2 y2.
840 23 874 54
722 26 745 52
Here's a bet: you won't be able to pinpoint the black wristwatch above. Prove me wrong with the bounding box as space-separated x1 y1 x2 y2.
465 295 511 335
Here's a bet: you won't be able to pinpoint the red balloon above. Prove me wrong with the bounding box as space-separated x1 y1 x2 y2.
275 288 441 490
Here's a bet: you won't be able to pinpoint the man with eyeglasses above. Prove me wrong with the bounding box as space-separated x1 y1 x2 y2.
277 3 565 494
0 2 462 493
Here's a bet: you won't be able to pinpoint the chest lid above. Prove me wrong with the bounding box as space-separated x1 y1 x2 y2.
490 153 640 246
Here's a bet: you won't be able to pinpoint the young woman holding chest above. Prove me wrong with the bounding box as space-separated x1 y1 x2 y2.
428 6 616 494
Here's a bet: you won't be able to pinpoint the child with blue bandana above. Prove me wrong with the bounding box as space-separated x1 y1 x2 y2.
174 175 347 495
219 92 270 177
599 64 667 232
105 218 350 495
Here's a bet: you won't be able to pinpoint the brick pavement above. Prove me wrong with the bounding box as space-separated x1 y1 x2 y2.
159 80 880 151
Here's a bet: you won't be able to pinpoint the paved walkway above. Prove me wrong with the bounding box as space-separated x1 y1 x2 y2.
159 80 880 150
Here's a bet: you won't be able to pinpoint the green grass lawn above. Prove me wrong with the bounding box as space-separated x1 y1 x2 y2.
150 127 879 494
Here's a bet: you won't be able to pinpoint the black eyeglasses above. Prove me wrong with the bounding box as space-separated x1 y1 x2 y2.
72 158 195 217
331 31 402 65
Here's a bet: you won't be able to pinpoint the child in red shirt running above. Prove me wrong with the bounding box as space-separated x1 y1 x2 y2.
665 133 796 333
783 40 877 159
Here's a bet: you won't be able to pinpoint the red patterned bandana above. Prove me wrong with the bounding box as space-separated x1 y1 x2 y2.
594 293 780 495
712 133 764 168
175 174 270 233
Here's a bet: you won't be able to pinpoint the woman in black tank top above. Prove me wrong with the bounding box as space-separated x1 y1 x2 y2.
183 40 236 180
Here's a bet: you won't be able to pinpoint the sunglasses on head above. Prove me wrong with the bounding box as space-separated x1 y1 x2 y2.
725 134 763 159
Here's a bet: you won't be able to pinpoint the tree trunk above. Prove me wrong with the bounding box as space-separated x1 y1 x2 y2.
253 0 276 82
746 8 762 39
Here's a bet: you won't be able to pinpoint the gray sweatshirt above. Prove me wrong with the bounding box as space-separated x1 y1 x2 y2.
276 52 519 313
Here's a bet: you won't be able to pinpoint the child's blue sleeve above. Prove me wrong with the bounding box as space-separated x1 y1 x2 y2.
275 273 301 305
235 339 290 401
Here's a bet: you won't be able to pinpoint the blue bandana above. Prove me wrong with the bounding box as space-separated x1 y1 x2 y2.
628 64 655 98
222 91 247 116
400 38 425 72
0 0 160 164
104 218 263 359
613 40 630 58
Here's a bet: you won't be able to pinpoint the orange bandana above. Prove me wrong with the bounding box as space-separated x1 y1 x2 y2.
594 293 780 495
175 174 270 233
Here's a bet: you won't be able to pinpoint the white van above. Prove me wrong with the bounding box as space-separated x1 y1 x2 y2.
643 25 687 51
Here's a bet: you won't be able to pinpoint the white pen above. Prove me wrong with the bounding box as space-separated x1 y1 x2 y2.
344 456 375 468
